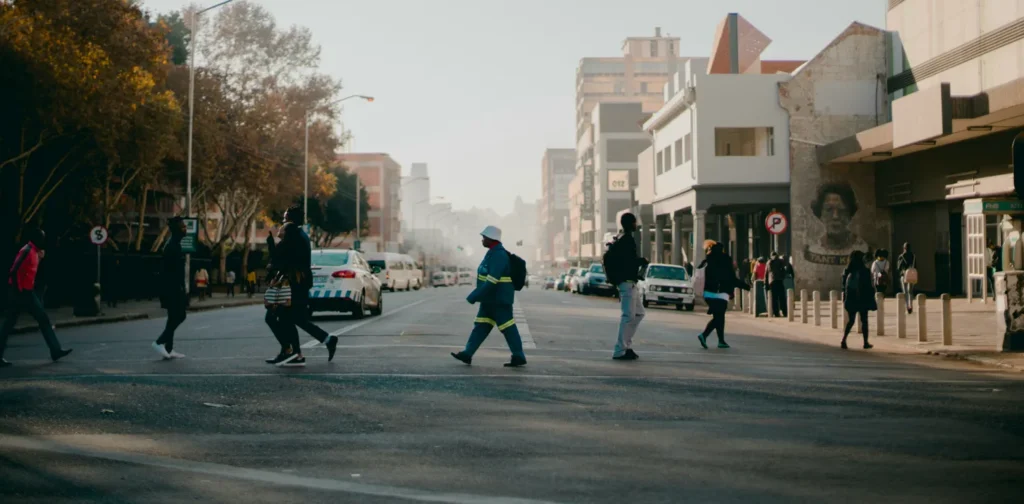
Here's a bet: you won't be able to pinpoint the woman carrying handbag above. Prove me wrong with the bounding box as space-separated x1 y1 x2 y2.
695 241 748 350
897 242 917 314
841 250 876 350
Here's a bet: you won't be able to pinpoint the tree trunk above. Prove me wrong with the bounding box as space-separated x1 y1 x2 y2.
151 226 169 253
218 245 228 284
134 185 148 251
241 216 253 276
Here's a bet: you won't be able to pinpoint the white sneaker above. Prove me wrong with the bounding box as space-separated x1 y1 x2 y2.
168 351 186 359
152 342 171 359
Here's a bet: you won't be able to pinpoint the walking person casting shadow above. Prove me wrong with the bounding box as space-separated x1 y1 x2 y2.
841 250 876 350
695 241 747 350
152 217 188 360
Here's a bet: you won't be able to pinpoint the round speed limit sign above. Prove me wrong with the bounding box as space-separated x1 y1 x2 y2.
89 225 109 245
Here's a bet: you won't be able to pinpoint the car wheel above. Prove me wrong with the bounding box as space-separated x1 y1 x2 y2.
370 292 383 316
642 295 649 308
676 304 684 311
352 291 367 319
685 303 695 311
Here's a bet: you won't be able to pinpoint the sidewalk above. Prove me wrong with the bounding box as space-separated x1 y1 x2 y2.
732 294 1024 372
7 294 263 335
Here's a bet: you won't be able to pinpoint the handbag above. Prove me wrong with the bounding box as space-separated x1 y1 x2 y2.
690 266 706 297
263 274 292 308
904 258 918 285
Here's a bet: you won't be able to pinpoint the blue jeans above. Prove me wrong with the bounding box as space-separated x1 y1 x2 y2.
613 282 645 357
463 303 525 359
0 290 63 359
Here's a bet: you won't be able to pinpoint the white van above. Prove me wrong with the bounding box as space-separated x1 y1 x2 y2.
365 252 421 292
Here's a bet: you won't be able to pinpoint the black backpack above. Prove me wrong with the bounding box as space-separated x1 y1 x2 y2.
506 252 527 291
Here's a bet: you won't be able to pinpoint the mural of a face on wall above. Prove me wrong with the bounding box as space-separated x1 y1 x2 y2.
805 181 868 265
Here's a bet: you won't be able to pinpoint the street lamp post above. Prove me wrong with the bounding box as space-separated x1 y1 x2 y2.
185 0 235 293
303 94 374 233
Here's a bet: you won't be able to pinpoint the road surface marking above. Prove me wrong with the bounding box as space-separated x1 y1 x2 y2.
513 305 537 350
303 299 430 348
0 436 561 504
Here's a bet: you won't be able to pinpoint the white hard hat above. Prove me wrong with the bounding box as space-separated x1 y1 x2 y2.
480 225 502 242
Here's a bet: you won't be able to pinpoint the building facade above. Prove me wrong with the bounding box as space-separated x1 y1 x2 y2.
539 148 575 263
337 153 402 253
818 1 1024 296
401 162 431 231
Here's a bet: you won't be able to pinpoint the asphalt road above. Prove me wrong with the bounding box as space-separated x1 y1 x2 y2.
1 286 1022 503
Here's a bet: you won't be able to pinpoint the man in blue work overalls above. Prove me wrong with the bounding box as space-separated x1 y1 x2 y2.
451 225 527 367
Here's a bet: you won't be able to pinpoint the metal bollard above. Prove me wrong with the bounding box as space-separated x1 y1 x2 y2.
941 294 952 346
829 290 839 330
787 288 795 322
896 293 907 338
875 292 885 336
917 294 927 342
801 289 809 324
813 291 821 327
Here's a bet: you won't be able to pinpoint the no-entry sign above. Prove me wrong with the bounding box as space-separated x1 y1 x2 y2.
765 212 788 235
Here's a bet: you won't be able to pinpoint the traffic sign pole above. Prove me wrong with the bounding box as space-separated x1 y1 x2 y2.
89 225 109 287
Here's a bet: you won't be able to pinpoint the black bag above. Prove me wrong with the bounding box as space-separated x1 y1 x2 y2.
507 252 527 291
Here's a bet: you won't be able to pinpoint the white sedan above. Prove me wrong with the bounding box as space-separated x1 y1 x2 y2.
639 263 696 311
308 249 383 318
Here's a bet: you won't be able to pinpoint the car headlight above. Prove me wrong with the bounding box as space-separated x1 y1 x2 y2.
651 285 661 292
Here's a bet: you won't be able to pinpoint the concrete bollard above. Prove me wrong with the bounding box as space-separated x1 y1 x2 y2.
941 294 952 346
787 288 795 322
829 290 839 330
801 289 809 324
917 294 927 342
734 288 742 311
875 292 885 336
813 291 821 327
766 290 773 318
896 293 907 339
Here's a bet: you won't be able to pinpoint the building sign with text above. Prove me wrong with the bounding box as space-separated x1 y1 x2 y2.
582 164 595 219
608 170 630 192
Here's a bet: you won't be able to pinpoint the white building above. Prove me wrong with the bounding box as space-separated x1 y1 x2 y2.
401 162 431 231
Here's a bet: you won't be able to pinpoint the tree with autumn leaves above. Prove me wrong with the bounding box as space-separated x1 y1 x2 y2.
0 0 367 284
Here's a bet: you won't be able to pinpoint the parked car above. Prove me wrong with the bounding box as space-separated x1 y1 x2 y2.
638 263 695 311
543 276 557 290
565 267 582 292
365 252 419 292
309 249 383 318
577 263 615 296
445 271 457 286
555 274 568 291
431 272 448 288
458 268 474 286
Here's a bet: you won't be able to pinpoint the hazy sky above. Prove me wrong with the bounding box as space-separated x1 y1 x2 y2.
141 0 885 215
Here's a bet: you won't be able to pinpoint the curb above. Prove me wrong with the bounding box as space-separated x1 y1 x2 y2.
926 350 1024 372
13 313 150 335
10 299 263 335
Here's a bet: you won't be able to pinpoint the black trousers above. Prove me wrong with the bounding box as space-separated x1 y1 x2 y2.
702 298 729 341
770 281 787 317
0 290 63 359
265 289 329 355
156 295 187 352
843 309 869 341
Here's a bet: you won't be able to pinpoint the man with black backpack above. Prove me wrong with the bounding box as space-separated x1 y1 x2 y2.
604 213 648 361
0 228 72 367
451 225 527 368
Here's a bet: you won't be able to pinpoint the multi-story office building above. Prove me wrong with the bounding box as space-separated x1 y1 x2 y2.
539 149 575 263
337 153 402 253
816 1 1024 296
401 162 431 231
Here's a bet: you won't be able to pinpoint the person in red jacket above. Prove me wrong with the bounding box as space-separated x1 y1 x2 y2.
0 228 72 367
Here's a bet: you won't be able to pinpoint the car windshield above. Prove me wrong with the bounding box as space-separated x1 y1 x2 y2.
311 251 350 267
647 266 688 281
589 265 604 274
433 273 445 279
368 260 386 269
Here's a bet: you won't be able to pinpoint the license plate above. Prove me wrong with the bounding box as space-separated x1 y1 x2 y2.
313 275 327 287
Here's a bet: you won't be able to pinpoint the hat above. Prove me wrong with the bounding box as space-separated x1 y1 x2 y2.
480 225 502 242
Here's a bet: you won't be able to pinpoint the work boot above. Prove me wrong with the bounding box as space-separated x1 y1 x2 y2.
503 355 527 368
451 352 472 365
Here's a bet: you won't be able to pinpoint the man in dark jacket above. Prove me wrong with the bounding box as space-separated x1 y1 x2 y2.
264 206 337 367
767 252 788 318
153 217 188 359
605 213 648 361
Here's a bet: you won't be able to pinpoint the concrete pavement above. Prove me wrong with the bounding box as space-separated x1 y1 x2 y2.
1 287 1022 503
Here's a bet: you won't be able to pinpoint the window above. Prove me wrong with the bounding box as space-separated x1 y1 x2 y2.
674 139 683 167
668 42 675 56
650 40 658 57
640 82 648 93
311 251 350 267
714 127 776 157
656 150 664 174
684 133 693 162
662 147 672 172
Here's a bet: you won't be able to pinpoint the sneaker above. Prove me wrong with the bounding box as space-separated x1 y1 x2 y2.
326 335 338 362
168 351 186 359
841 340 848 350
697 334 708 349
451 352 472 365
863 343 874 350
612 353 632 361
152 342 171 359
265 353 289 365
625 349 639 360
275 353 300 367
280 356 306 367
717 341 730 349
51 348 73 362
0 359 11 368
503 356 527 368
